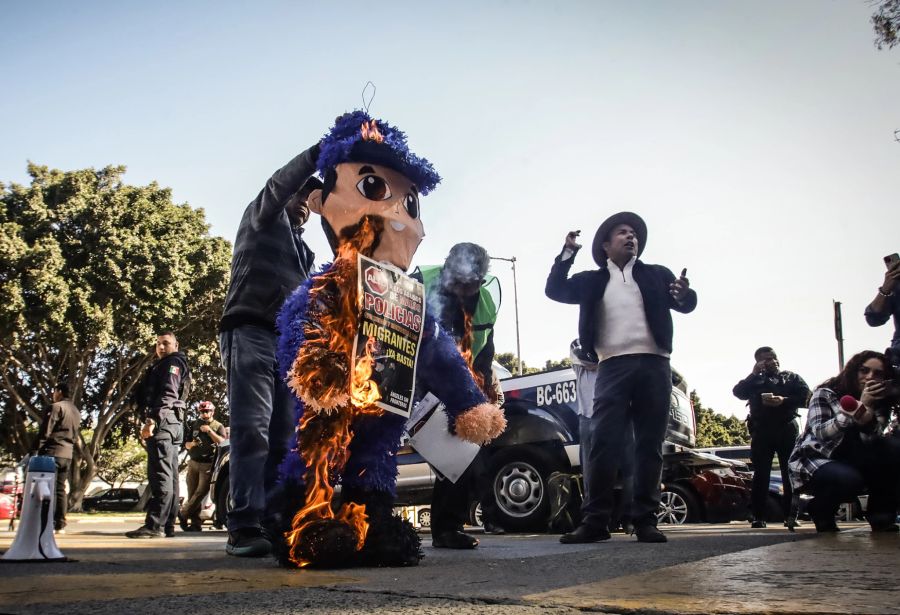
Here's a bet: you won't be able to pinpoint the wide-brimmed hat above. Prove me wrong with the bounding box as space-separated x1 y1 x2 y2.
592 211 647 266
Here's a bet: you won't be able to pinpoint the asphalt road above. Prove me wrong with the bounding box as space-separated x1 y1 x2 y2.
1 515 897 615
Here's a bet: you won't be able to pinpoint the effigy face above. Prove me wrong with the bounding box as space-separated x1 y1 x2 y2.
308 161 424 271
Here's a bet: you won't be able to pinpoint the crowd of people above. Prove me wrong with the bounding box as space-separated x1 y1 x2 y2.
34 138 900 561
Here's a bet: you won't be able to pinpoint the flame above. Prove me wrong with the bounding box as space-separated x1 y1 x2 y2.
459 312 498 404
284 216 387 567
360 119 384 143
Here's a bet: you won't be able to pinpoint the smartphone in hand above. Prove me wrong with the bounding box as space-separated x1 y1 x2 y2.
885 253 900 269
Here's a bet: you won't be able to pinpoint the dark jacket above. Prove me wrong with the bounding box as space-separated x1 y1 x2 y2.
733 370 810 432
37 399 81 460
864 294 900 361
219 146 318 332
544 247 697 356
135 351 190 423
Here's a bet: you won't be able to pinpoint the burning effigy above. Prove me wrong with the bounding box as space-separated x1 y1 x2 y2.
272 111 507 568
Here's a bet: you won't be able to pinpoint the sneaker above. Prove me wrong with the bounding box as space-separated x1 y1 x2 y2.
432 530 479 549
226 527 272 557
125 526 162 539
559 524 611 544
164 527 176 538
750 520 767 529
177 512 189 532
482 521 505 535
634 525 667 543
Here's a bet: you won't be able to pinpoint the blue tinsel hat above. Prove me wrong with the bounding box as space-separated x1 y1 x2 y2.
316 110 441 195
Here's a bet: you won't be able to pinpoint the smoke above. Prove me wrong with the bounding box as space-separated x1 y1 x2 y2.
428 243 490 320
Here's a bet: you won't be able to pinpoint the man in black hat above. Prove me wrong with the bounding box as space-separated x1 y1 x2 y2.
546 212 696 544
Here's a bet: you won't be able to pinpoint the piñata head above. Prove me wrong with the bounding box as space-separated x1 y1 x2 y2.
308 110 441 271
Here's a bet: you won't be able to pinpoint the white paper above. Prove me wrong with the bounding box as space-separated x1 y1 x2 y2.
408 403 480 484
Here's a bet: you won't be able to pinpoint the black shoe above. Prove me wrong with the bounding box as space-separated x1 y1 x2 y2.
784 518 800 531
226 527 272 557
751 520 767 529
177 512 189 532
634 525 667 543
432 530 478 549
186 524 202 532
164 527 176 537
483 521 505 535
559 525 611 544
808 498 840 533
126 526 161 539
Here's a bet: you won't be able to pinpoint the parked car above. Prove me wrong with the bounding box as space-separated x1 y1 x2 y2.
396 365 750 530
696 445 810 522
82 487 142 512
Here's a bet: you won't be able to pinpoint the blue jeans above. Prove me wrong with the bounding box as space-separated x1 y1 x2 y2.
582 354 670 529
220 326 296 532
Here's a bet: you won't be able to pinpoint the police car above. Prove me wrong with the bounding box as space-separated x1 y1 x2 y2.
396 365 750 529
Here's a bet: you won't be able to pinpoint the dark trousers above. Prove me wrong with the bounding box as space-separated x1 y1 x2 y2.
582 354 671 529
750 421 798 521
144 421 182 531
807 437 900 527
53 457 71 530
220 326 296 532
431 449 497 532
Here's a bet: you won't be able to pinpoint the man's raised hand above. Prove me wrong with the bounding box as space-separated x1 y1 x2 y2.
565 230 582 250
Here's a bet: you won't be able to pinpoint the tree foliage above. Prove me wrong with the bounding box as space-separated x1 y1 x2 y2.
495 352 542 375
691 390 749 448
0 163 231 508
95 436 147 488
872 0 900 50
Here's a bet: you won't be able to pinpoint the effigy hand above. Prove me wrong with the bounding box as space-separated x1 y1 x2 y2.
454 403 507 445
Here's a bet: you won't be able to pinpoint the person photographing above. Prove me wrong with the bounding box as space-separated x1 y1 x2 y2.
788 351 900 533
733 347 810 529
178 401 226 531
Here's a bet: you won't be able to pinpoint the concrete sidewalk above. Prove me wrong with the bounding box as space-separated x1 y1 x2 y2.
1 520 897 614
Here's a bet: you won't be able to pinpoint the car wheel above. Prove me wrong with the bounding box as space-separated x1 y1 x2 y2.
658 484 699 524
215 474 232 528
417 507 431 528
489 446 560 532
468 500 483 527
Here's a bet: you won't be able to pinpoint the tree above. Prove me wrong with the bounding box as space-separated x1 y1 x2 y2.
495 352 542 375
0 163 231 509
872 0 900 50
691 391 749 448
95 437 147 489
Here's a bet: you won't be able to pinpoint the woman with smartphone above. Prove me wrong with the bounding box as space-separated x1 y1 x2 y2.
787 351 900 533
865 253 900 368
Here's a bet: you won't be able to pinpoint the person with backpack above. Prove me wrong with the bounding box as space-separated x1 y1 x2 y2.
178 400 226 532
126 331 191 539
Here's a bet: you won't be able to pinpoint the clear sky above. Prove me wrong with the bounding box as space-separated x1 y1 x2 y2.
3 1 898 418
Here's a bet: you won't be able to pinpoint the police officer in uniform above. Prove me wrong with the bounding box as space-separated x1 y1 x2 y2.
126 331 190 538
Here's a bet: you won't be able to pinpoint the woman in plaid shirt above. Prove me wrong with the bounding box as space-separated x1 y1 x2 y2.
788 350 900 532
